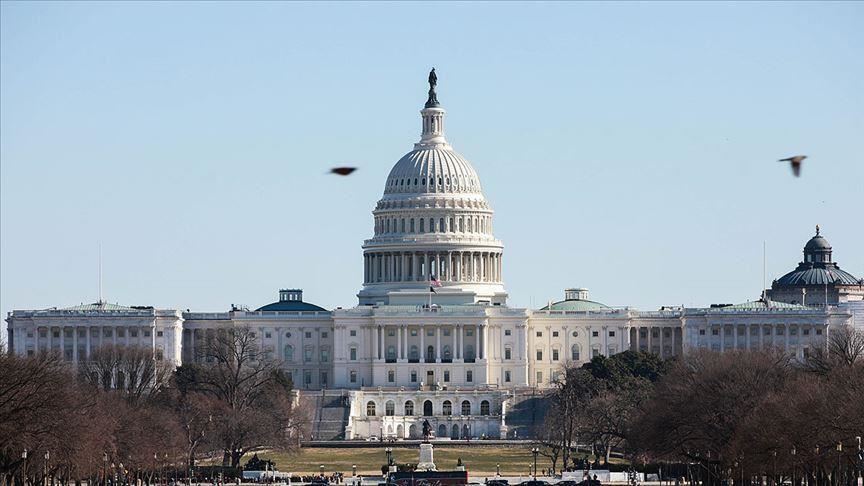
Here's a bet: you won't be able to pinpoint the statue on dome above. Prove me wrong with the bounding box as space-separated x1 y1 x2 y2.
425 68 439 108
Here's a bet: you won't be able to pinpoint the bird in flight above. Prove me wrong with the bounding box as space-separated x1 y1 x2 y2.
778 155 807 177
330 167 357 176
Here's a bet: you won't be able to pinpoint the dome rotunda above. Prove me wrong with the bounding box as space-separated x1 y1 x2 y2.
358 70 507 306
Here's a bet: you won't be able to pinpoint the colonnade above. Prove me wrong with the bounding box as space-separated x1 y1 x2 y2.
363 251 502 284
25 324 158 363
369 323 487 362
686 323 827 354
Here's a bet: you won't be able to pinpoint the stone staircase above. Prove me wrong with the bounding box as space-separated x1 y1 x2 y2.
302 390 351 441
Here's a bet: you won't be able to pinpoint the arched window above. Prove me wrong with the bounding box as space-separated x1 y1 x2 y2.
366 401 376 417
404 400 414 416
401 219 405 232
468 218 473 232
284 345 294 362
571 344 581 361
420 219 425 233
442 400 452 416
429 218 434 232
480 400 490 416
439 218 445 232
410 219 415 233
504 346 512 360
426 345 435 361
423 400 433 416
385 401 395 416
449 218 454 232
461 400 471 416
386 219 390 233
459 218 464 232
409 345 419 360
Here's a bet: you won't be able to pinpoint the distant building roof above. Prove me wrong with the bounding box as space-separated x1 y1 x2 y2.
58 301 149 312
255 289 327 312
540 288 611 311
718 299 810 311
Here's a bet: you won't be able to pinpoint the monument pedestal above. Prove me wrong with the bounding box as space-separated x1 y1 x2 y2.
415 443 437 471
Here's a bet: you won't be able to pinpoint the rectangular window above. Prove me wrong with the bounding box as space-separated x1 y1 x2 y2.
39 330 47 338
350 348 357 360
536 371 543 384
466 370 472 382
536 331 543 337
609 330 615 337
592 348 600 358
265 332 272 339
304 348 313 362
320 372 328 386
322 331 328 338
410 371 417 382
552 349 559 361
443 371 450 382
104 329 112 337
157 331 164 337
305 332 312 339
724 328 732 336
699 329 706 336
144 330 151 337
536 350 543 361
304 371 312 385
426 329 434 336
712 329 719 336
52 330 60 338
411 329 418 336
350 371 357 383
803 329 810 336
78 329 86 337
504 329 511 336
505 371 511 382
505 348 511 360
790 327 798 335
443 329 451 336
766 328 772 335
552 331 559 337
350 330 357 337
117 329 125 338
320 349 330 362
592 331 599 337
466 329 473 336
816 329 822 335
388 370 395 382
388 329 395 336
777 327 785 335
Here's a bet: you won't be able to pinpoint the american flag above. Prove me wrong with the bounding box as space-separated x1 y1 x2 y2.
430 275 442 292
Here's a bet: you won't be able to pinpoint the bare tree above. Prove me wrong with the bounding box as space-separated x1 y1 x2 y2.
805 324 864 373
77 345 173 404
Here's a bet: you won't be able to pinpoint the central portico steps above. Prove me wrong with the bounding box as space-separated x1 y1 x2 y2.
301 390 351 441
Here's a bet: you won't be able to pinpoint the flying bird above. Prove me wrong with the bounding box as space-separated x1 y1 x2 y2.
778 155 807 177
330 167 357 176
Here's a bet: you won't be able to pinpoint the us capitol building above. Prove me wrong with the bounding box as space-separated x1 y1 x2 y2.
6 72 863 441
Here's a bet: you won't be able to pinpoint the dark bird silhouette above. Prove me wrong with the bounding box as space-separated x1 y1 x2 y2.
330 167 357 176
778 155 807 177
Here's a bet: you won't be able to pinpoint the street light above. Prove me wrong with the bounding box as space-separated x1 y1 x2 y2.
352 465 357 477
22 449 28 486
837 442 843 486
44 451 50 486
103 453 108 486
791 447 797 486
496 464 500 477
531 448 539 478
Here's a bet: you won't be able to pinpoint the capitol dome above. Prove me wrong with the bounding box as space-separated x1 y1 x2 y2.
358 70 507 306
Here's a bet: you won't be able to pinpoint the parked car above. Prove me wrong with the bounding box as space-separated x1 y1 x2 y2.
366 436 378 442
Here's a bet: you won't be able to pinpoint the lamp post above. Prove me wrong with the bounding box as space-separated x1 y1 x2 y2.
103 453 108 486
22 449 28 486
837 442 843 486
857 437 862 486
44 451 50 486
352 465 357 478
531 448 539 479
791 447 797 486
496 464 500 477
773 451 777 486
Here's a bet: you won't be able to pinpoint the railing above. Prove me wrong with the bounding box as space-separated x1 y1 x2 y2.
425 358 436 363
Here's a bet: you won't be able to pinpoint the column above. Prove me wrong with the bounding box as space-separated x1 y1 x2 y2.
457 325 463 359
733 325 738 350
86 327 92 359
470 253 475 281
476 325 482 359
397 327 402 360
401 253 407 282
436 327 441 361
746 324 751 349
447 252 453 281
73 326 79 363
420 326 425 360
372 326 379 361
784 324 790 353
658 327 664 357
59 327 66 360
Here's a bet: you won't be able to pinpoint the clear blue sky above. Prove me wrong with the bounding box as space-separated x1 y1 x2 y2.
2 2 862 328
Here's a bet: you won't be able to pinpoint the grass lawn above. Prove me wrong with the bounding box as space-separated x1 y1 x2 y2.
256 445 567 476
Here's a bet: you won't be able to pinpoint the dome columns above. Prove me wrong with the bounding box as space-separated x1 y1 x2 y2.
363 250 503 285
